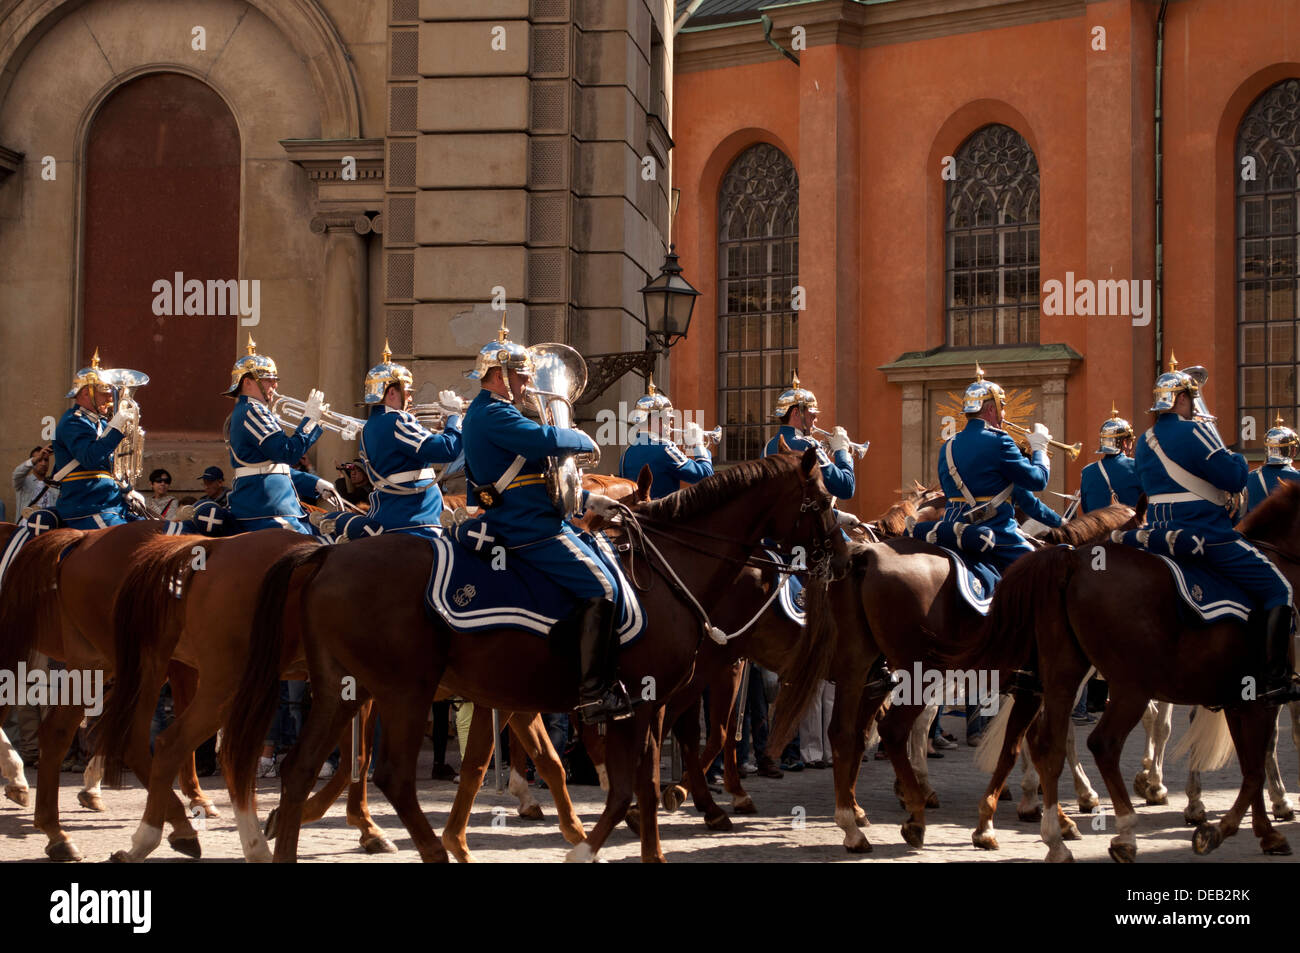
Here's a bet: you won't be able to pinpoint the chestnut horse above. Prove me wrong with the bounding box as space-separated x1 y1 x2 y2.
946 481 1300 862
221 449 846 862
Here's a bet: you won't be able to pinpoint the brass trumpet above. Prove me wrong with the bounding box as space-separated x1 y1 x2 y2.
668 424 723 447
270 394 365 441
1003 420 1082 460
810 425 870 459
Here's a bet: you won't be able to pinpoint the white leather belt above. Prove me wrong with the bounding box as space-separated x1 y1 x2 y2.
1148 492 1202 504
383 467 436 485
234 463 291 479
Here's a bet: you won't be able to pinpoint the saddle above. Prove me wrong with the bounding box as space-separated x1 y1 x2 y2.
1113 529 1252 623
762 549 806 626
424 518 645 644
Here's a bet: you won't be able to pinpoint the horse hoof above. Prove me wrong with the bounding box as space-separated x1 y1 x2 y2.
704 812 733 832
1107 843 1136 863
1184 808 1207 827
662 785 686 813
108 850 132 863
1133 774 1149 799
1017 805 1043 823
46 841 82 863
924 791 940 810
518 804 545 821
361 834 398 854
1275 808 1295 823
1145 792 1168 806
972 830 999 850
1262 834 1292 855
168 835 202 859
264 808 280 840
1192 823 1219 855
625 811 641 835
901 822 925 848
732 796 757 815
76 790 105 812
845 838 873 854
5 784 29 807
1061 818 1082 841
854 813 869 828
193 800 220 819
1077 795 1099 813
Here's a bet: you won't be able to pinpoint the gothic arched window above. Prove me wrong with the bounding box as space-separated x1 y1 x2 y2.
717 143 798 462
946 124 1040 347
1237 78 1300 447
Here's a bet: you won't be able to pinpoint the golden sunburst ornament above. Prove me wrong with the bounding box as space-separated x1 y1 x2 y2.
934 385 1037 440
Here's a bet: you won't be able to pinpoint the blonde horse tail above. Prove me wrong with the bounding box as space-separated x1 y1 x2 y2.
974 695 1017 774
1171 706 1236 773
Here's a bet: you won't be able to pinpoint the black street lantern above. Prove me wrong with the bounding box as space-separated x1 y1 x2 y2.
639 244 700 352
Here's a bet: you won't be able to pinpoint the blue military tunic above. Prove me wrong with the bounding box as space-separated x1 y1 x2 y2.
462 389 614 600
360 406 463 536
227 395 320 533
1246 462 1300 514
1135 412 1291 610
1079 452 1143 513
1014 485 1062 530
618 433 712 499
933 418 1050 569
763 426 854 499
51 406 130 527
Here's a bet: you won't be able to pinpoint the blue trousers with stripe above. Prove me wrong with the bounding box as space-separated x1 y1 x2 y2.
509 525 617 601
1203 539 1293 611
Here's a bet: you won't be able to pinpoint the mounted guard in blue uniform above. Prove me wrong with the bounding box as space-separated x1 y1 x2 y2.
1131 355 1298 701
1079 404 1143 514
461 319 631 724
1246 416 1300 515
762 371 857 502
223 336 325 534
911 364 1056 571
618 375 713 498
355 342 464 538
48 349 148 530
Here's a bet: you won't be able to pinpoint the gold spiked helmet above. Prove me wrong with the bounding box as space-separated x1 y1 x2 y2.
362 340 414 404
225 335 280 397
771 371 818 419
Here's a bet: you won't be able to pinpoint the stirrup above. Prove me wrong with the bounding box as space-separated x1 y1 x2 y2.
577 683 633 725
864 669 902 700
1257 674 1300 704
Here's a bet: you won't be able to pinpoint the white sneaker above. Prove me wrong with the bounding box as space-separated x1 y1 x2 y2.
257 756 277 778
318 761 335 779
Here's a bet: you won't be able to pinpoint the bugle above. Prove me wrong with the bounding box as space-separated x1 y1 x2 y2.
668 424 723 447
270 394 364 441
1002 420 1082 460
810 425 870 459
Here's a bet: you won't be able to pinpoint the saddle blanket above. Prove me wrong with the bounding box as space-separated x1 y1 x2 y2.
1114 530 1252 623
763 549 806 626
425 530 645 644
939 547 998 616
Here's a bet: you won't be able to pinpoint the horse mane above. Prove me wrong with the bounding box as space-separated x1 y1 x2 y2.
1042 503 1137 546
1238 479 1300 546
638 454 796 522
873 498 916 537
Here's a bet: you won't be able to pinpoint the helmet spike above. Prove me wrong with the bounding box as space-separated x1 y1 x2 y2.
382 339 392 363
90 348 101 370
1168 351 1178 372
647 373 657 396
246 334 257 356
975 362 985 381
1110 400 1120 419
497 311 510 344
791 370 800 389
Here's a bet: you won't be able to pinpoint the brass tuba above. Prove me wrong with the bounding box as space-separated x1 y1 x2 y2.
100 367 149 490
525 343 599 519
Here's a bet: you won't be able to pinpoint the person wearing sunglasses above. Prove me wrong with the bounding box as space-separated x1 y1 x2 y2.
146 467 177 519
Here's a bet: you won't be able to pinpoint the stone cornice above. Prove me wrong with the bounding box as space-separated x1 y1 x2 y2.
676 0 1086 73
282 138 385 220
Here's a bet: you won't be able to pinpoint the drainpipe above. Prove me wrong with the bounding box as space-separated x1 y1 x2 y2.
1154 0 1168 377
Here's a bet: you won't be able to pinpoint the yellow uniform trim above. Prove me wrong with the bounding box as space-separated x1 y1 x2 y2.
62 470 114 482
505 474 547 490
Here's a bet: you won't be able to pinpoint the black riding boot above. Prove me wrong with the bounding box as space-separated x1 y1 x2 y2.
1259 606 1300 703
863 655 901 701
1008 647 1043 696
575 597 633 725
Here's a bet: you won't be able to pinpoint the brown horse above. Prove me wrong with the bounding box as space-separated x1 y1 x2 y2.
220 448 846 862
94 527 396 862
0 519 223 860
763 504 1138 854
946 483 1300 861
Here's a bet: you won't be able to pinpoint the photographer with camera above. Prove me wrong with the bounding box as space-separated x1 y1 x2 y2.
13 444 58 513
334 458 372 506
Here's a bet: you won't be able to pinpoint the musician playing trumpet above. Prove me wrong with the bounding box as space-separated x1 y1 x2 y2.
618 375 713 499
764 372 857 501
357 342 464 538
223 335 326 534
48 348 143 529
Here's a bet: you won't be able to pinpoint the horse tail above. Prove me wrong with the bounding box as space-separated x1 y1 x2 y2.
1171 705 1236 773
0 529 84 674
768 575 838 755
974 694 1019 774
943 545 1077 673
98 536 197 786
222 543 328 810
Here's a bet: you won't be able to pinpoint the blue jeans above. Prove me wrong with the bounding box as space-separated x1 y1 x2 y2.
150 684 174 753
268 680 307 751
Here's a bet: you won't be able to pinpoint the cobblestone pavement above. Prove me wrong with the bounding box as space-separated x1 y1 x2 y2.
2 707 1299 863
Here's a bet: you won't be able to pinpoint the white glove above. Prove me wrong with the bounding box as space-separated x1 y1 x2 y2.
108 400 138 433
682 422 704 449
835 509 861 529
826 426 850 454
125 488 147 511
301 389 327 432
438 389 465 414
315 478 340 507
585 492 622 519
1026 423 1051 457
